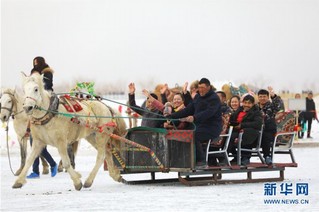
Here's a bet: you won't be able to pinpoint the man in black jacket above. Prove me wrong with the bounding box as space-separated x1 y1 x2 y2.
228 95 263 165
303 91 317 138
168 78 222 166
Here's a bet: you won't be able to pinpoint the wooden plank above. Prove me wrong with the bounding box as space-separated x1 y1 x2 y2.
273 162 298 168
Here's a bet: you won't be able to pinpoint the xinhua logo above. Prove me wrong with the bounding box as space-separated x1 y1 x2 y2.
263 182 309 205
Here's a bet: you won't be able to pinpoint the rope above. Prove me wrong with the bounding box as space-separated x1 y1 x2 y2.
55 91 183 119
5 119 15 176
36 105 187 122
111 148 126 169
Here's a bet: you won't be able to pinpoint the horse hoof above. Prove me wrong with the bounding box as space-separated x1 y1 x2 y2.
12 182 23 189
74 182 82 191
116 176 123 182
121 178 127 184
83 181 92 188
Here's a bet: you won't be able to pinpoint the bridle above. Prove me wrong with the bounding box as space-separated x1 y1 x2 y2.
25 96 38 103
0 92 14 117
0 92 24 119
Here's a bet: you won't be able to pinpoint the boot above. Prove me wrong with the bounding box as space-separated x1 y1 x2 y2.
307 132 312 139
298 131 303 139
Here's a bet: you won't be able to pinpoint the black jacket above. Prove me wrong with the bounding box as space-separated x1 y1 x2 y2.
128 94 164 128
304 97 316 119
31 67 54 91
230 105 263 145
171 89 222 139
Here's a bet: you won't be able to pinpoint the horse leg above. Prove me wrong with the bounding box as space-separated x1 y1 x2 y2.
57 143 82 191
58 141 78 172
40 155 49 174
83 139 106 188
84 138 122 188
67 144 75 169
13 141 45 188
58 160 64 172
15 136 28 176
104 140 122 182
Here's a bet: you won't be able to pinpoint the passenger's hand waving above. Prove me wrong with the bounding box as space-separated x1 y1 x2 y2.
128 83 135 95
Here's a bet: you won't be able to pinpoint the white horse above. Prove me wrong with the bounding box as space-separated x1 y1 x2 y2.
13 73 126 190
0 88 49 175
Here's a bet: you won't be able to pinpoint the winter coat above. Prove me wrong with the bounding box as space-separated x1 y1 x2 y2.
31 67 54 91
304 97 316 119
258 95 284 131
128 94 164 128
230 105 263 145
170 89 222 139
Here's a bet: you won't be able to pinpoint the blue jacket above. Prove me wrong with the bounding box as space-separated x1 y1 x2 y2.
170 89 222 139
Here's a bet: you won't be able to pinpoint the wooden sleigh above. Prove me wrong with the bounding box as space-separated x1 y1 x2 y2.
109 120 298 186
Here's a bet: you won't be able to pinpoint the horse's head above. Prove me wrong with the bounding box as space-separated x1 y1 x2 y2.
0 89 16 122
21 72 45 115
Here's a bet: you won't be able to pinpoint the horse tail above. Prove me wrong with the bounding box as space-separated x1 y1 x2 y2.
110 110 127 152
113 110 127 136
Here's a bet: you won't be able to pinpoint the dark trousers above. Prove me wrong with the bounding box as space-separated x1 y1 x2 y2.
304 117 313 135
261 130 275 158
30 135 56 175
195 132 218 163
228 131 256 159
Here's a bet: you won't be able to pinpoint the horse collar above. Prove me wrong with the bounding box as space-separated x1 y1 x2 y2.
31 93 59 125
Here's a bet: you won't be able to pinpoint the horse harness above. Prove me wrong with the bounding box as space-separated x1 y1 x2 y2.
31 94 118 135
31 93 59 125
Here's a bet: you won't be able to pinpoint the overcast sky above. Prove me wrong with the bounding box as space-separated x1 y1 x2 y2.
1 0 319 92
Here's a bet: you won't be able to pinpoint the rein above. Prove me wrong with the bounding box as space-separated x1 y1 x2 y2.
36 91 197 130
26 96 37 103
4 119 16 175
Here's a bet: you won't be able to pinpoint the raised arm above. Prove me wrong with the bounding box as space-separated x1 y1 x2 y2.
128 83 145 116
142 88 165 111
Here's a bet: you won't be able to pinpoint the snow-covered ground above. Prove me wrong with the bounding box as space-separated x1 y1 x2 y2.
1 101 319 211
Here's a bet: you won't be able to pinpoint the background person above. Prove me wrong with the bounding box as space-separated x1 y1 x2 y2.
27 56 58 179
303 91 318 138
